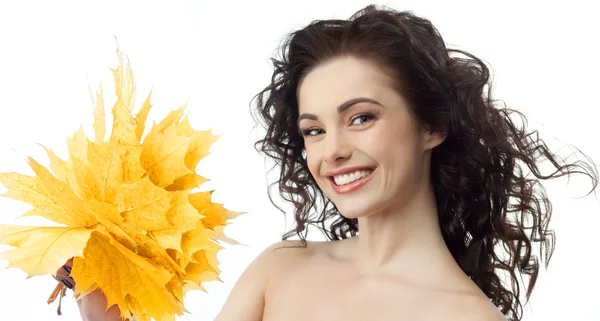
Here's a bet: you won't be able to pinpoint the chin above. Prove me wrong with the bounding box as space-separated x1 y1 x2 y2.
334 200 380 219
321 191 370 219
330 188 399 220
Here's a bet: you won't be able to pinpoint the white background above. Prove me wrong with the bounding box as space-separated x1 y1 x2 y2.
0 0 599 320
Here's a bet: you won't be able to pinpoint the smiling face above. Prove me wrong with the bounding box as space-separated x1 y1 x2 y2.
297 55 444 219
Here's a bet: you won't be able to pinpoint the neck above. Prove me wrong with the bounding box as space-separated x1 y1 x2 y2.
351 181 457 279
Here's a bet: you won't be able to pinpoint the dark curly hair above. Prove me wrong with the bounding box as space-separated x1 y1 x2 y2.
251 4 598 321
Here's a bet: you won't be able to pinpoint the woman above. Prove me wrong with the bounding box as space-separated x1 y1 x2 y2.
54 5 597 321
216 4 597 321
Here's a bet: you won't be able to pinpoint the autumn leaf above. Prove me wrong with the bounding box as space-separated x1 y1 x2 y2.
39 145 67 182
72 231 181 320
0 157 99 227
141 118 204 188
190 191 243 230
92 83 106 144
111 49 136 111
151 229 184 252
0 225 92 277
135 90 153 141
184 250 219 290
0 48 243 321
118 176 175 233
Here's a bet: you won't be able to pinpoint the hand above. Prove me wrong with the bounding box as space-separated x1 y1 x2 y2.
49 258 88 320
51 258 128 321
52 258 75 290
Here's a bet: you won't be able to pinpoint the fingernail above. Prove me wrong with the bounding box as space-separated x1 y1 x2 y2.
61 279 73 289
62 265 72 275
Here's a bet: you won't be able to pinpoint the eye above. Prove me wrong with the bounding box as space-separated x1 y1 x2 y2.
350 113 375 126
301 127 324 137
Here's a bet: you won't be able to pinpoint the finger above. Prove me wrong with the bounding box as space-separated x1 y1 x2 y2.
54 265 76 288
53 272 67 282
53 267 70 281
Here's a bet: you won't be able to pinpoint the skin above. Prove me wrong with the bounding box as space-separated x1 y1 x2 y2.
215 56 507 321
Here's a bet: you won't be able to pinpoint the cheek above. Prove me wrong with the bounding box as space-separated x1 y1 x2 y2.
304 145 321 177
364 121 421 165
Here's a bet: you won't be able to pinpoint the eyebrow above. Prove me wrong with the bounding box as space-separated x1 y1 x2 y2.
297 97 383 124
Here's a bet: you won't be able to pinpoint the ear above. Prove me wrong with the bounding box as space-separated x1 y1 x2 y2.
422 125 447 150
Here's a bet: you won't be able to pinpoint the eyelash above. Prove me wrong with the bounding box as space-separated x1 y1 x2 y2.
350 113 376 125
301 127 323 137
300 112 378 137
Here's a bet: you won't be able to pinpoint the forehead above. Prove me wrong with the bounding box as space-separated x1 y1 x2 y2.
297 56 395 113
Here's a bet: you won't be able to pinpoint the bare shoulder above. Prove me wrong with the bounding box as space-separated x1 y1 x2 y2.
237 239 318 272
263 239 315 255
214 240 317 321
445 295 507 321
262 236 356 265
260 239 322 272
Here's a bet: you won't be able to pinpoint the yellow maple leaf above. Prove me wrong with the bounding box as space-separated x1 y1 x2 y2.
189 191 244 230
141 116 205 189
0 157 99 227
135 90 153 141
0 225 92 276
0 48 242 321
91 83 106 144
118 176 176 233
151 228 184 252
72 232 181 320
39 145 67 182
184 250 220 290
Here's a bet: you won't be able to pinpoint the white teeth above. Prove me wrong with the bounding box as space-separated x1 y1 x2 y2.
333 170 373 186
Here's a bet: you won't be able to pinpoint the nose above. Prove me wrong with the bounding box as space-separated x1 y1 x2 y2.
323 130 352 164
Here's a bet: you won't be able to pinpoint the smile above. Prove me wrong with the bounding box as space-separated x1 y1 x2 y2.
332 169 373 186
326 167 376 194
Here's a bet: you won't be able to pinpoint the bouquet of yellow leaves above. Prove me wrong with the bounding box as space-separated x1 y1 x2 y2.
0 49 242 321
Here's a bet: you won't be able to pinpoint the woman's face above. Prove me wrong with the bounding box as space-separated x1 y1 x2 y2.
297 56 444 218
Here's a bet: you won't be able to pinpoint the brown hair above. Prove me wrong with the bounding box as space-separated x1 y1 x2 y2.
252 5 598 320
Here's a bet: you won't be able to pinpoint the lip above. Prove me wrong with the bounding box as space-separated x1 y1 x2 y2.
325 167 377 195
